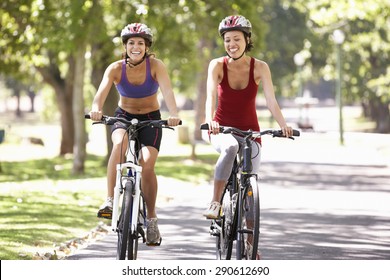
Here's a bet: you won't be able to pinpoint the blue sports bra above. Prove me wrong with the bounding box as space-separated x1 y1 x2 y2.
115 57 159 98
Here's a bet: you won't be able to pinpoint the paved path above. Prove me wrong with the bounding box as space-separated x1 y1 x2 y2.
67 131 390 260
67 177 216 260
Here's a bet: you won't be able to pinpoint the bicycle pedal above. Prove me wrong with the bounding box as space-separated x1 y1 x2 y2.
97 212 112 220
209 224 220 236
209 229 220 236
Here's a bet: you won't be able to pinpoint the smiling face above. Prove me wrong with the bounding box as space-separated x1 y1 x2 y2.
223 30 247 59
125 37 148 63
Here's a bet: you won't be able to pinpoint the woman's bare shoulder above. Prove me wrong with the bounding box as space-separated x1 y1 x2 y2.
208 57 225 72
253 58 269 68
210 56 225 65
105 60 123 82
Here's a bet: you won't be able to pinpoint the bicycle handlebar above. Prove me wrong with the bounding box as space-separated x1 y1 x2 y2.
85 114 182 128
200 123 300 139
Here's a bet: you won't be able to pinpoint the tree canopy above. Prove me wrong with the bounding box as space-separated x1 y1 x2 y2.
1 0 389 171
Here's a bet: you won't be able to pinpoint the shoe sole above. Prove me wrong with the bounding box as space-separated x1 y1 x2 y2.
146 237 162 247
203 214 219 219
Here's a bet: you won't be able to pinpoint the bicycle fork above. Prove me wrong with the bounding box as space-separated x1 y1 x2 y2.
111 162 143 232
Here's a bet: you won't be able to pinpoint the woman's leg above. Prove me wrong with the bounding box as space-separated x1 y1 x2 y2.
203 133 239 218
97 128 127 218
138 146 159 219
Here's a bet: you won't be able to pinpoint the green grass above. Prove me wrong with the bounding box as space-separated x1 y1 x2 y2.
0 155 107 183
0 184 105 260
0 151 217 260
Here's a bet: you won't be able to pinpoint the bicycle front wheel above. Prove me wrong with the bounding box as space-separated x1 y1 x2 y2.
117 179 133 260
127 192 146 260
240 176 260 260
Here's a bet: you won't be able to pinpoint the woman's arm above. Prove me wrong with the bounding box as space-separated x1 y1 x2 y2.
205 58 223 134
89 62 119 121
153 58 180 126
258 60 293 136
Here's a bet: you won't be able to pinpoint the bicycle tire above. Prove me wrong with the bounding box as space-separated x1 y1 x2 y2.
239 176 260 260
216 187 234 260
117 179 133 260
127 190 146 259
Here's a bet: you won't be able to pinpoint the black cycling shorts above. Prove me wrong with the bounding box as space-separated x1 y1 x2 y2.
111 107 162 151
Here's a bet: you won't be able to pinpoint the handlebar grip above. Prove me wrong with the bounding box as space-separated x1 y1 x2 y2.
85 114 91 119
161 120 183 125
200 123 209 130
293 129 300 137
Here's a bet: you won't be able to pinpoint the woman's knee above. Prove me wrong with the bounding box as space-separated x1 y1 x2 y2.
222 144 239 156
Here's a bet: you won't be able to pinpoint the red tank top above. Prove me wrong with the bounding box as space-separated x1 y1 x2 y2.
214 57 260 141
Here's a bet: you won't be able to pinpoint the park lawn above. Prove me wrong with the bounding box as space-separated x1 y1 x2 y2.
0 180 106 260
0 152 217 260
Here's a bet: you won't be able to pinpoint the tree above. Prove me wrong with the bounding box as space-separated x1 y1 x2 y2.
1 0 119 172
289 0 390 132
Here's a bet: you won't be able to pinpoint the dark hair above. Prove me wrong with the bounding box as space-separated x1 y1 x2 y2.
244 33 254 52
122 36 152 48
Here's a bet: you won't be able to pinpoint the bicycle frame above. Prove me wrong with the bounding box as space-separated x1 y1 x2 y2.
111 151 142 234
86 114 180 259
231 142 259 260
201 123 300 260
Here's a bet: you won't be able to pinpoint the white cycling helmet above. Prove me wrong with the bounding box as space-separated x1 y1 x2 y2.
121 23 153 46
218 15 252 37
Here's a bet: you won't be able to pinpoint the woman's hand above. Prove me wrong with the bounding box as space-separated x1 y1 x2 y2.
281 125 293 138
208 120 220 134
167 116 181 126
89 110 103 122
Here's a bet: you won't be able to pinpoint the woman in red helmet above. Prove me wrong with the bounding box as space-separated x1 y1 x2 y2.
89 23 180 246
203 15 292 218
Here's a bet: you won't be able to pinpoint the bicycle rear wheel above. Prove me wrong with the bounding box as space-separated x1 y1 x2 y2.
216 188 234 260
117 179 133 260
240 176 260 260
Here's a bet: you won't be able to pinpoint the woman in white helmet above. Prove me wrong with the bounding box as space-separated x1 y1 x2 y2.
203 14 292 224
89 23 180 246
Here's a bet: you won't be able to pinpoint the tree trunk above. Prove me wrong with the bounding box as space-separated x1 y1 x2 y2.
91 44 118 163
72 45 87 174
364 97 390 133
102 88 118 163
14 88 22 118
373 99 390 133
37 59 75 156
193 39 211 141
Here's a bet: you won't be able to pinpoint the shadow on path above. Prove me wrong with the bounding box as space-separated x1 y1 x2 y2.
260 210 390 260
67 160 390 260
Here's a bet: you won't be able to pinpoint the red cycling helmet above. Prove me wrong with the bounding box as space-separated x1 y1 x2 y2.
121 23 153 46
218 15 252 37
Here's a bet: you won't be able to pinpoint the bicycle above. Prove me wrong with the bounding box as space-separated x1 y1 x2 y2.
85 114 181 260
200 123 300 260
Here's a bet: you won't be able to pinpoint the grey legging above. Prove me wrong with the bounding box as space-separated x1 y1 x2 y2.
210 133 261 181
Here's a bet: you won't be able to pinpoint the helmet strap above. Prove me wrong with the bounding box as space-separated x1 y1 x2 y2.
225 33 248 61
227 50 246 61
126 53 147 68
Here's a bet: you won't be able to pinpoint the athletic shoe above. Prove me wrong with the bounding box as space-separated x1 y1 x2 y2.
146 218 162 246
97 197 113 219
203 201 221 219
